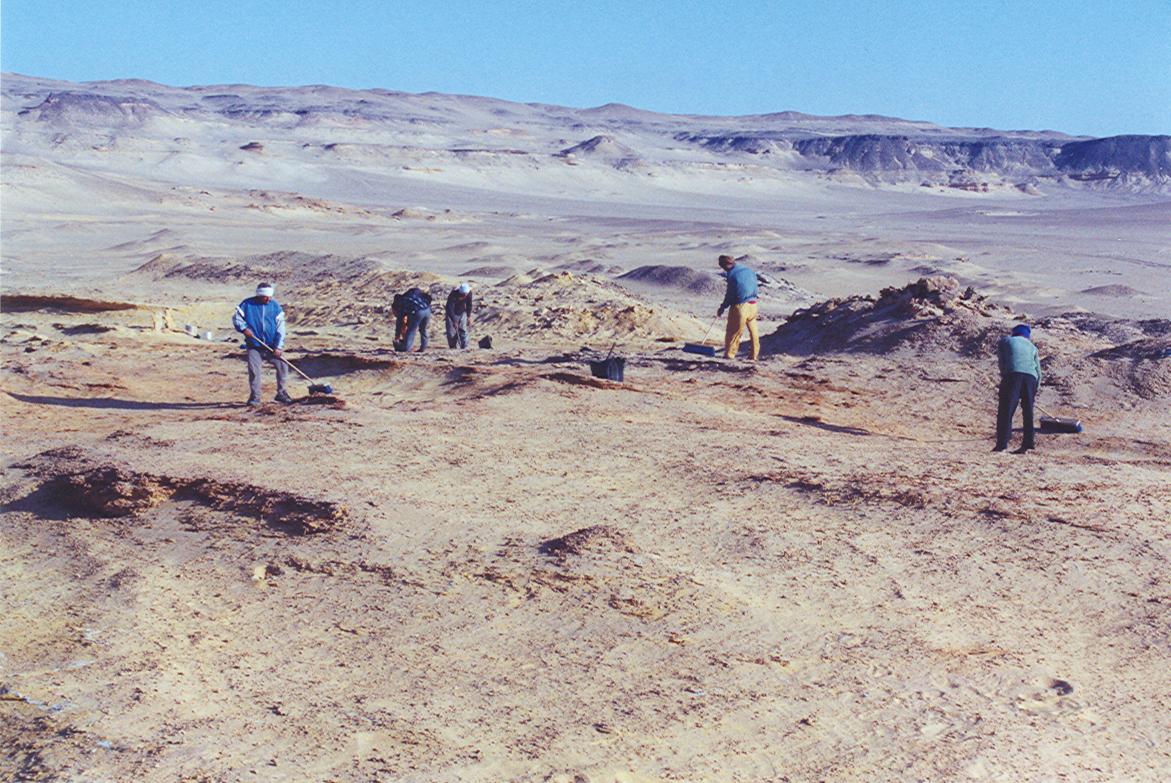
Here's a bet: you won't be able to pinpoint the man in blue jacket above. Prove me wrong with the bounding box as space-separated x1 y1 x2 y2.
717 255 760 360
994 323 1042 453
232 283 291 406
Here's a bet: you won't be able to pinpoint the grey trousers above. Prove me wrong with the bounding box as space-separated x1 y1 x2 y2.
247 347 289 401
446 313 469 349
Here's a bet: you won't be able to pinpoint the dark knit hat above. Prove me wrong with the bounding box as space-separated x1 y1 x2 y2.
1011 324 1031 338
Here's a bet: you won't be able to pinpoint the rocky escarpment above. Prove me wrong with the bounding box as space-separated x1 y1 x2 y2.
17 92 166 126
1055 135 1171 182
678 132 1170 191
792 135 1062 175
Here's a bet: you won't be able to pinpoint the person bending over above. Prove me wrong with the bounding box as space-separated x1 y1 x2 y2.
994 323 1041 453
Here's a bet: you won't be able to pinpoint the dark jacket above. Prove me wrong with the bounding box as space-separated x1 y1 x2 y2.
445 290 473 320
401 288 433 315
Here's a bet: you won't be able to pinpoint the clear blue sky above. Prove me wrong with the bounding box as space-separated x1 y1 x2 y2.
3 0 1169 137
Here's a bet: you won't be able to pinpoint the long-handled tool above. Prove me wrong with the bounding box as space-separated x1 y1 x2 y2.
682 315 721 357
248 334 334 395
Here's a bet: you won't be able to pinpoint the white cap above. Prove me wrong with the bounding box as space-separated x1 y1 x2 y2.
256 284 275 297
457 283 471 294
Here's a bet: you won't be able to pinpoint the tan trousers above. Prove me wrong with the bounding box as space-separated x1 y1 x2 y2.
724 302 760 360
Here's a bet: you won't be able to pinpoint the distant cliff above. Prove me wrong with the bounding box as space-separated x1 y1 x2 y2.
678 132 1170 191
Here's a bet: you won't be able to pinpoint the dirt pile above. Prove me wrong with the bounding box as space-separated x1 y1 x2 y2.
132 251 444 327
132 251 382 288
1090 336 1171 399
479 270 704 344
618 265 724 295
133 253 700 343
539 525 638 559
1033 314 1171 400
12 447 348 534
0 294 140 314
762 275 1017 357
1081 284 1140 297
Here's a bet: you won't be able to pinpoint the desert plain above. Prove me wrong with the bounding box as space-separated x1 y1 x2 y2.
1 74 1170 782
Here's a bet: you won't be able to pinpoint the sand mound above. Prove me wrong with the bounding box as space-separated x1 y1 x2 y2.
132 252 448 326
1081 284 1140 297
557 135 638 159
1038 313 1171 344
132 251 376 286
480 271 704 344
1090 337 1171 399
12 448 347 535
618 265 724 295
762 276 1016 357
497 268 545 286
555 259 622 275
0 294 139 314
246 190 377 217
463 264 515 278
105 228 182 252
132 253 701 343
539 525 637 558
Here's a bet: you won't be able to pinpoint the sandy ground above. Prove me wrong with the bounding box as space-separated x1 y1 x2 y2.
1 272 1169 782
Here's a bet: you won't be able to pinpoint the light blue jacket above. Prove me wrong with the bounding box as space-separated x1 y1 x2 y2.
998 335 1041 383
233 296 286 350
720 264 759 311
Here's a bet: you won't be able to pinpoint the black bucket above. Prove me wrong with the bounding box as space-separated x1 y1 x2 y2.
589 357 625 382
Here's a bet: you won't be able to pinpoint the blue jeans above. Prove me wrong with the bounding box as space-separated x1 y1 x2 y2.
401 308 431 351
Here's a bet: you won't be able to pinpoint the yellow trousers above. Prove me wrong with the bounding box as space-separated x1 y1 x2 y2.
724 301 759 360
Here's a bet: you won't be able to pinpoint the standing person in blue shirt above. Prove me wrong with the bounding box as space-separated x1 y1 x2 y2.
717 254 760 360
232 282 291 406
396 287 433 353
994 324 1042 453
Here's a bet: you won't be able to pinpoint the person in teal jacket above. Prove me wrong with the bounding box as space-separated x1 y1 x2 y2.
994 324 1041 452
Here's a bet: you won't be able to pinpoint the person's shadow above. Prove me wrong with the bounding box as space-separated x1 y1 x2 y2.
4 392 238 411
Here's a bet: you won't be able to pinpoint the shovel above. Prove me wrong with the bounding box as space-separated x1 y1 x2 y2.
248 334 334 395
682 316 720 357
